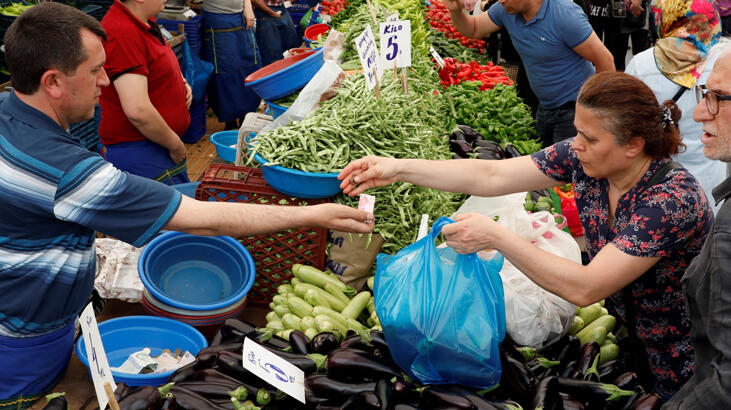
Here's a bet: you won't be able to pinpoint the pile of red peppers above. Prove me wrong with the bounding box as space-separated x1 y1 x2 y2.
426 0 487 52
438 57 514 90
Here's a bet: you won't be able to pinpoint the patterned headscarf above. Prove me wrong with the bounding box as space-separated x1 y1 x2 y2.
652 0 721 88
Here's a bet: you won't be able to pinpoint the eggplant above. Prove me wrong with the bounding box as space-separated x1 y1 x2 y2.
175 381 249 401
210 329 224 347
555 377 634 408
325 348 401 381
629 393 662 410
260 344 326 374
578 341 601 377
474 139 506 153
339 333 374 352
310 332 340 355
117 386 162 410
209 398 236 410
503 143 522 158
375 379 392 410
170 360 198 383
420 386 474 410
393 405 419 410
560 395 585 410
450 139 474 157
216 350 266 385
434 385 500 410
556 335 581 368
598 360 625 383
305 374 377 401
160 396 178 410
475 149 504 160
289 330 311 354
532 376 560 410
613 372 638 390
194 368 246 388
500 339 527 363
169 386 228 410
488 401 522 410
42 393 67 410
339 391 381 409
499 348 535 405
222 319 257 336
195 343 244 368
391 379 419 404
457 124 484 144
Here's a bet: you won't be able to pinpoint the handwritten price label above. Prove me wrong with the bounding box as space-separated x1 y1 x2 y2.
243 338 306 403
355 25 381 90
80 303 116 410
380 20 411 68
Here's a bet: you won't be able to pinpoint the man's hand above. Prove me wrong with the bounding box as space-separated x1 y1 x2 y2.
308 203 375 233
169 142 187 164
337 156 400 196
629 0 643 16
184 81 193 109
444 0 464 13
244 8 255 28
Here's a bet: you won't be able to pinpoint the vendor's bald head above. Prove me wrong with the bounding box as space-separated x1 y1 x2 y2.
694 38 731 162
4 2 106 94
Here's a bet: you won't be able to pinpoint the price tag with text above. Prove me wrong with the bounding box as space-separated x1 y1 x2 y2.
380 20 411 68
243 338 306 403
429 45 445 68
354 25 381 90
79 303 116 410
386 12 399 22
283 1 292 7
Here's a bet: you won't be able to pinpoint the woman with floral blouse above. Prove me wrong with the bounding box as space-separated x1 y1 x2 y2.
338 72 714 399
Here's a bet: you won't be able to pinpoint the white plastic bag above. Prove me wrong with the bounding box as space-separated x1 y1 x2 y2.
94 238 144 302
454 193 580 347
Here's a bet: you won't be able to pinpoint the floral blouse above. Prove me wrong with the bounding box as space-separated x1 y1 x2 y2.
531 139 713 397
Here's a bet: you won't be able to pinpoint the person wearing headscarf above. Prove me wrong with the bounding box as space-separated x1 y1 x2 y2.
626 0 724 213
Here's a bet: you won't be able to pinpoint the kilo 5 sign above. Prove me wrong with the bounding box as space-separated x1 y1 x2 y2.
355 25 381 90
380 20 411 68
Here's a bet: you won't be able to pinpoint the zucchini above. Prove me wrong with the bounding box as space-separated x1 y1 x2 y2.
324 282 350 305
292 264 356 296
273 304 291 317
315 316 347 335
282 313 303 331
294 283 347 312
266 311 281 323
275 329 293 341
312 307 349 329
367 297 375 314
304 328 318 340
290 277 302 287
367 276 375 291
599 343 620 365
301 316 317 331
277 284 294 295
345 317 367 332
600 307 609 317
340 291 371 320
304 289 331 309
576 315 616 341
272 294 288 306
569 315 585 335
267 320 285 331
286 295 314 318
368 310 380 327
578 325 607 347
577 303 603 325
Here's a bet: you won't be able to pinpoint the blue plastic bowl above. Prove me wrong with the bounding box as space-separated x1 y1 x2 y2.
75 316 207 386
253 152 342 198
245 48 325 101
265 101 288 119
138 231 255 311
209 130 238 163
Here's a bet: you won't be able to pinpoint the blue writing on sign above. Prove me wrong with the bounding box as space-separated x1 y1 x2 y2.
326 259 347 275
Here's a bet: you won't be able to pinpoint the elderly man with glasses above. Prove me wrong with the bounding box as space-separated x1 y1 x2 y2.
662 38 731 409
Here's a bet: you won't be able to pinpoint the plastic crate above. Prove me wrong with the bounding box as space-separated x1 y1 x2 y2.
195 164 329 304
158 15 202 56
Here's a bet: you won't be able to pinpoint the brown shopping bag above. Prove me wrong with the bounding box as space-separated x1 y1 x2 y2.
325 231 384 290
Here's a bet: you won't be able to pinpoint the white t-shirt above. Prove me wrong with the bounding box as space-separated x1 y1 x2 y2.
203 0 244 14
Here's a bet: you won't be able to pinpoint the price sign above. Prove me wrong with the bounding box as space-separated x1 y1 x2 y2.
283 0 292 7
243 338 306 403
386 12 399 22
380 20 411 68
355 25 381 90
429 45 445 68
80 303 116 410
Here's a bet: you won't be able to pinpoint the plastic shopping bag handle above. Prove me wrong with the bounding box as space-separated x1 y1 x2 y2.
428 216 456 240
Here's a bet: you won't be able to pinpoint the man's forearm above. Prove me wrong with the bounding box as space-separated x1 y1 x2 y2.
126 106 183 152
449 9 478 38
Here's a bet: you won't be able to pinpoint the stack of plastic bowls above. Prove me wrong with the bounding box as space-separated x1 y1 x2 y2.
137 231 256 339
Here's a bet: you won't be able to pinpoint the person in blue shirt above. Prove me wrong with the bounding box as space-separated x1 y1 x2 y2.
0 4 373 409
445 0 615 147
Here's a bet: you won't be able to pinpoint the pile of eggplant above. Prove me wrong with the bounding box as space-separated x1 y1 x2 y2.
448 125 522 160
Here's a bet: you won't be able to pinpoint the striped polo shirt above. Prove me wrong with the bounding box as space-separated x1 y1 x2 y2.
0 91 181 336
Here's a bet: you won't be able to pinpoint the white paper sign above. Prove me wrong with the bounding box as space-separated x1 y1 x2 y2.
429 45 446 68
380 20 411 69
355 25 381 90
80 303 116 410
386 12 399 22
243 338 306 403
283 0 292 7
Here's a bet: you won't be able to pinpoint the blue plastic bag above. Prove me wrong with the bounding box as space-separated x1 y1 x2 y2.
180 40 213 103
374 217 506 388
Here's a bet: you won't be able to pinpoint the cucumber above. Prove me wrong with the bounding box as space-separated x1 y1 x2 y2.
294 283 347 312
281 313 303 331
292 264 356 296
340 291 371 320
576 315 616 342
277 284 294 295
265 311 281 323
577 303 603 325
286 295 314 318
568 315 585 335
578 325 607 346
599 343 620 365
304 289 331 309
273 304 291 317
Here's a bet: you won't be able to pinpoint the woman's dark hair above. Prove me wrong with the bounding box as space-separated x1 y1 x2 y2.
4 2 106 94
577 71 684 159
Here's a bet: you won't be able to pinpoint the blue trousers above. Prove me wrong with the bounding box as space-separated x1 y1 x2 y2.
104 139 190 186
254 7 300 67
536 104 577 148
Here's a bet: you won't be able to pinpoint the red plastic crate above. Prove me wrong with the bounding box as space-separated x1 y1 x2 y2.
195 164 329 304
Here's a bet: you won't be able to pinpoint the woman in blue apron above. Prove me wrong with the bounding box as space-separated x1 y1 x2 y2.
201 0 263 127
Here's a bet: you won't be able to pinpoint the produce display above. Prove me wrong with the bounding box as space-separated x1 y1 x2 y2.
0 2 33 16
437 58 512 89
425 0 486 52
429 29 491 65
319 0 349 16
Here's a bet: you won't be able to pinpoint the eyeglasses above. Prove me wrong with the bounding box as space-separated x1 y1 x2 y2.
695 84 731 116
